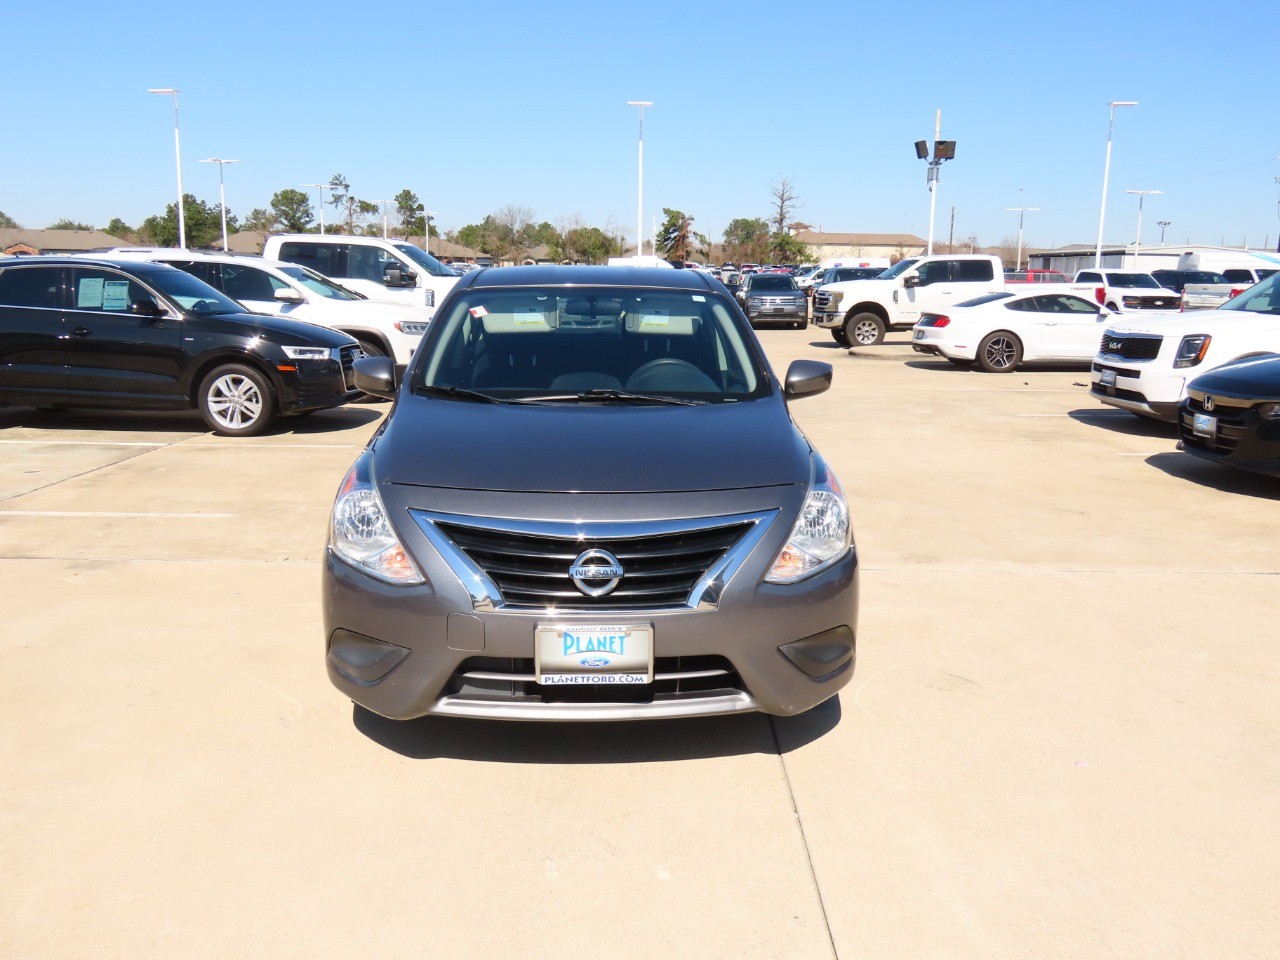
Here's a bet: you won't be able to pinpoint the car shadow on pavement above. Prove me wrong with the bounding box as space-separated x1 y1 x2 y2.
1067 409 1177 438
0 405 382 436
352 696 841 763
1145 452 1280 500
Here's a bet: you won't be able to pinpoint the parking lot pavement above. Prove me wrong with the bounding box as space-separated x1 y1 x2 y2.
2 333 1278 959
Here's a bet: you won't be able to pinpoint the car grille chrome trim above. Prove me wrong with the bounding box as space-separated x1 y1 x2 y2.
409 510 777 612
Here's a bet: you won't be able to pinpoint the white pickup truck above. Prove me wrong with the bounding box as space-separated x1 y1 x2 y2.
1090 273 1280 421
813 254 1006 346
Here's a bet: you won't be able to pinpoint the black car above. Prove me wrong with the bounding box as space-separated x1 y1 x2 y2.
1151 269 1229 294
0 257 361 436
1178 354 1280 477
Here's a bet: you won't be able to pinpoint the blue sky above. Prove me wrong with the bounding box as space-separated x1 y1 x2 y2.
3 0 1279 252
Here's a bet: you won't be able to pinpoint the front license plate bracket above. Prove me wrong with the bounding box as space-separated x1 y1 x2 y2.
535 623 654 685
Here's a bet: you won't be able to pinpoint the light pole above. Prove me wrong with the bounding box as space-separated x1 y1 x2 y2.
1094 100 1138 268
914 111 955 255
301 183 336 235
416 205 436 255
374 199 396 239
148 88 185 249
1123 189 1163 268
200 158 241 251
1157 220 1172 245
1006 205 1039 271
627 101 653 257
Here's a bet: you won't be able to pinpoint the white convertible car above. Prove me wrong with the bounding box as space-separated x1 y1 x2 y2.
910 289 1114 372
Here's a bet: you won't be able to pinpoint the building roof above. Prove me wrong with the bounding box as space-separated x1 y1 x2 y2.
0 228 124 253
795 230 928 247
223 230 267 254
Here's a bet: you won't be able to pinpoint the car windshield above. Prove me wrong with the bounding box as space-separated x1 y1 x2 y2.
279 265 363 300
749 276 798 292
1179 271 1227 284
958 292 1014 307
393 243 456 277
879 259 919 280
415 286 768 402
1104 273 1161 288
1221 272 1280 314
144 268 243 314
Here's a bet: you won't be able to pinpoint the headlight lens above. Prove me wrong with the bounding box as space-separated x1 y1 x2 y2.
766 455 852 584
330 453 424 584
1173 335 1212 368
394 320 430 335
282 345 335 361
1257 403 1280 421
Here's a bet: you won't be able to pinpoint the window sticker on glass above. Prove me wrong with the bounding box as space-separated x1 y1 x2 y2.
469 306 489 319
77 277 104 309
514 307 545 325
692 295 706 302
102 280 130 311
638 309 670 327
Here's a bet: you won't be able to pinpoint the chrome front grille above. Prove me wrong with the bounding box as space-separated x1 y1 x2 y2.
411 511 775 612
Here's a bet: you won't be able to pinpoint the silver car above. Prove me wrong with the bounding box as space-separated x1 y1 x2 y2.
323 266 858 721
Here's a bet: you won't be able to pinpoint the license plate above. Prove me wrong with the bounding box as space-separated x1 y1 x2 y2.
1193 413 1217 438
535 623 653 685
1099 369 1116 387
770 307 785 314
913 328 926 340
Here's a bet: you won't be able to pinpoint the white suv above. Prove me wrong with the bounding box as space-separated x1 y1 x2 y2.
106 249 429 374
1073 269 1181 314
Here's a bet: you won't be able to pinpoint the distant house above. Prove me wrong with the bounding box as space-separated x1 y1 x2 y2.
795 231 928 263
223 231 267 254
1 228 124 256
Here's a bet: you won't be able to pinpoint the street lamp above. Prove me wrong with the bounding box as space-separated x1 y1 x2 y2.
627 101 653 257
1005 204 1039 271
1094 100 1138 268
301 183 337 235
913 110 956 255
415 204 436 255
374 199 396 240
200 158 241 251
148 88 185 249
1157 219 1172 245
1123 189 1163 268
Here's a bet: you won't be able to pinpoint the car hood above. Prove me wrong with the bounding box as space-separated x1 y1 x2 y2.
1188 354 1280 400
203 310 357 347
373 393 811 493
1105 309 1276 337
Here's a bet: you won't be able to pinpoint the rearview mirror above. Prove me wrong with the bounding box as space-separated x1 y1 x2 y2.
274 288 304 304
352 355 397 399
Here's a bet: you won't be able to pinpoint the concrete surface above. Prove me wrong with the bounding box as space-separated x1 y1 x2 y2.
1 330 1276 959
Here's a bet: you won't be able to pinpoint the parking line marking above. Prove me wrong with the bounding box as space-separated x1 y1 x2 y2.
1014 412 1131 417
0 439 168 447
0 510 233 519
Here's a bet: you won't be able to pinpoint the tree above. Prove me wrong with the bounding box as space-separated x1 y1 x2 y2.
770 231 808 264
655 208 708 262
769 176 802 237
269 188 313 232
138 194 234 248
327 173 375 234
394 189 422 236
563 225 624 264
242 208 279 233
103 218 133 238
723 217 771 264
495 204 536 262
48 218 93 230
0 210 18 229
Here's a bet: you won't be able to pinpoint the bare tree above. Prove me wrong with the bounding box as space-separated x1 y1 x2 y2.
769 176 802 237
495 204 536 263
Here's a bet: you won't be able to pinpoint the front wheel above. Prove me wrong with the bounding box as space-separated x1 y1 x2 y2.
830 327 850 347
976 331 1023 373
844 312 886 347
198 363 276 436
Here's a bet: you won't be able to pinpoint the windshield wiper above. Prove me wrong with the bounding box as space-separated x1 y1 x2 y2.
510 389 704 406
420 385 503 403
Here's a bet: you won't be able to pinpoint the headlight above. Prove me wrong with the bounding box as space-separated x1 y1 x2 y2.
394 320 430 335
1173 335 1211 368
1257 403 1280 421
766 455 852 584
748 297 763 305
330 453 424 584
282 345 335 361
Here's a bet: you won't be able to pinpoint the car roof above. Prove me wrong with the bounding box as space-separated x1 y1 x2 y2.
463 264 720 291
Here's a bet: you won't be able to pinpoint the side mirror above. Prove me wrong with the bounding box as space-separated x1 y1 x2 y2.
352 355 397 399
274 288 304 304
783 359 832 399
128 297 165 317
383 268 403 286
903 274 921 288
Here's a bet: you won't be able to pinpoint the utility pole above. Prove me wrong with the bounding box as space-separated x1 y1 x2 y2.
948 206 956 253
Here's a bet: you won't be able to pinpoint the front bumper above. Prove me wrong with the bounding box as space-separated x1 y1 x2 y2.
323 488 859 721
1089 360 1183 421
276 350 363 413
1177 398 1280 476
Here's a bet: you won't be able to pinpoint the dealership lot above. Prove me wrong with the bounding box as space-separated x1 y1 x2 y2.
2 330 1277 959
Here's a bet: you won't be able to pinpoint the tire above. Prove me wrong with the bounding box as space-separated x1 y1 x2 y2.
198 363 276 437
844 312 885 347
1106 303 1120 314
353 339 390 403
976 331 1023 373
830 328 850 346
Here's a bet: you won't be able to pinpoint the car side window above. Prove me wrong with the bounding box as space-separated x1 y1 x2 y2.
1051 295 1100 313
67 267 154 313
222 264 284 301
957 260 994 282
346 246 389 282
1004 298 1036 312
280 242 345 278
0 266 62 308
169 260 221 288
1077 272 1100 283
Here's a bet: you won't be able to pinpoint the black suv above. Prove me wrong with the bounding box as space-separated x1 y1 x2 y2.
0 257 361 436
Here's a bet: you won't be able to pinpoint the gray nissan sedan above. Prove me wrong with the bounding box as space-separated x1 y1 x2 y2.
323 266 858 721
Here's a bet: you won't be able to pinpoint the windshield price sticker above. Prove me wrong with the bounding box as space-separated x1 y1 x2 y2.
535 623 654 685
